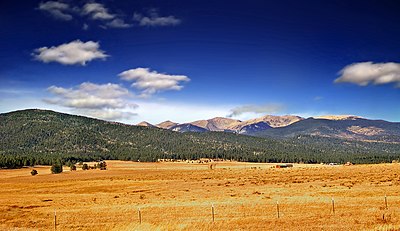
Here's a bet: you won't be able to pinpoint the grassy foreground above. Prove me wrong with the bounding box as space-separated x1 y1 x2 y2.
0 161 400 230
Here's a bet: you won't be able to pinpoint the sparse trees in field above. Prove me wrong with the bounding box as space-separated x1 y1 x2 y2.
51 164 63 174
82 163 89 170
31 169 38 176
97 161 107 170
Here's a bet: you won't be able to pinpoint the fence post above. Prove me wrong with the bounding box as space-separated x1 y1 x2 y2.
331 198 335 214
212 203 215 223
54 209 57 231
138 208 142 224
385 195 388 209
276 201 280 218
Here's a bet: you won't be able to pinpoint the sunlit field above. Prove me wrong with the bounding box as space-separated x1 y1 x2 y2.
1 161 400 230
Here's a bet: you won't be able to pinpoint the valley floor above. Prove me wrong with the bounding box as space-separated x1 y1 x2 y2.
0 161 400 230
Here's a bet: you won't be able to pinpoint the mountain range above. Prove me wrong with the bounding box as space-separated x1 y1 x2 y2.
1 109 400 166
138 115 302 132
137 114 400 143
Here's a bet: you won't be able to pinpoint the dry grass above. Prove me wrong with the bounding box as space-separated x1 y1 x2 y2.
1 161 400 230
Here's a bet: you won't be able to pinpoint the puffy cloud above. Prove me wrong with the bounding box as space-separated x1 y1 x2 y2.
46 82 133 109
38 1 73 21
133 9 181 26
33 40 108 65
82 3 115 20
119 68 190 97
227 104 285 117
335 62 400 87
44 82 137 120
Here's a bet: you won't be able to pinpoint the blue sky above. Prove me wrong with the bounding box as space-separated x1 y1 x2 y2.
1 0 400 124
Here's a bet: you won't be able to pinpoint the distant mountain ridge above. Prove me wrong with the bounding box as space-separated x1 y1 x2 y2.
146 114 400 142
312 115 363 120
156 120 178 129
191 117 241 131
253 117 400 142
170 123 208 133
147 115 304 133
136 121 155 127
227 115 304 131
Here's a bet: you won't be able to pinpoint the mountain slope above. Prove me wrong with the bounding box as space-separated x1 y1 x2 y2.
228 115 304 131
136 121 155 127
313 115 363 120
0 109 287 163
153 114 399 143
252 117 400 142
190 117 241 131
182 115 302 133
170 123 208 133
238 121 272 134
156 120 178 129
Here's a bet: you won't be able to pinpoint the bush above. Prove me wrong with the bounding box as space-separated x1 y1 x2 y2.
82 163 89 170
98 161 107 170
70 165 77 171
51 164 63 174
31 169 38 176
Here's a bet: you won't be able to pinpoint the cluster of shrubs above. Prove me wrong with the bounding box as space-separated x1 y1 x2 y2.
81 161 107 170
30 161 107 175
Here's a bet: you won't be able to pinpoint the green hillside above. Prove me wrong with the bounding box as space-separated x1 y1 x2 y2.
1 109 399 168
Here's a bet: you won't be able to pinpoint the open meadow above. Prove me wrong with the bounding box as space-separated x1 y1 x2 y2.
1 161 400 230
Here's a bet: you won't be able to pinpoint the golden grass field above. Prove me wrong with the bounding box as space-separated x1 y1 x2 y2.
0 161 400 230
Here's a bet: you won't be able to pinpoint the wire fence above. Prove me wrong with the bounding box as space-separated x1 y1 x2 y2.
49 196 399 230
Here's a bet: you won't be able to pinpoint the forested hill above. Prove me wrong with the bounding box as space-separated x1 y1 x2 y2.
1 109 400 168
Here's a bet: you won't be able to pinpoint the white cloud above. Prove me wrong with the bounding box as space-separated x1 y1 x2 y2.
82 4 132 29
44 82 137 120
227 104 285 118
37 2 181 30
133 9 181 26
335 61 400 87
119 68 190 97
105 19 132 28
82 3 115 20
38 1 73 21
38 1 133 30
33 40 108 65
